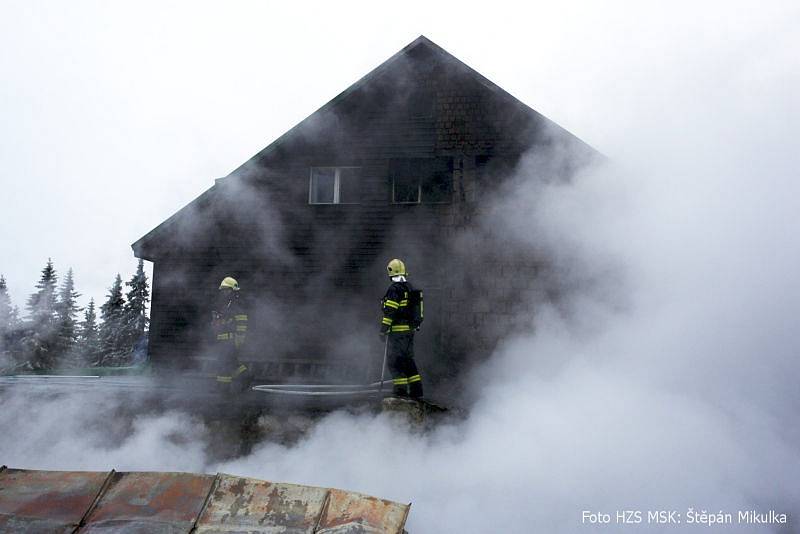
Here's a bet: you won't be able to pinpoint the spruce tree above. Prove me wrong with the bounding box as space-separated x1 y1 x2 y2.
24 259 59 369
121 259 150 361
98 274 125 365
77 298 100 365
0 275 18 367
54 268 81 362
0 275 13 334
27 259 58 325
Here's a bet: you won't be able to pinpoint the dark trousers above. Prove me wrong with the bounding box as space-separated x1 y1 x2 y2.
387 333 423 398
215 343 249 394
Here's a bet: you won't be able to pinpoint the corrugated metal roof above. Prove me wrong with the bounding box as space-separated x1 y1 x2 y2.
316 489 410 534
0 468 109 533
0 467 409 534
195 475 330 533
80 471 215 533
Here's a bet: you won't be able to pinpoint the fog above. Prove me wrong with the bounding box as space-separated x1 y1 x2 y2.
3 1 800 533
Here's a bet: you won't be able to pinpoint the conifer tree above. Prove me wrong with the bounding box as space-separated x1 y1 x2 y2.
77 298 100 365
24 259 59 368
0 275 19 367
98 274 125 365
0 275 14 334
54 268 81 361
121 259 150 355
27 259 58 326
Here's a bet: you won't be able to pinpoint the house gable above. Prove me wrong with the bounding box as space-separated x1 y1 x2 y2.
133 36 596 261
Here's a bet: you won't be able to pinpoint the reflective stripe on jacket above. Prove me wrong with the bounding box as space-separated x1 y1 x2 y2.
213 302 248 348
380 281 412 334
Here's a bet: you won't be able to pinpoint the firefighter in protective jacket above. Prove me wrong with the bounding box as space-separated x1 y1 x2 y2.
212 276 249 390
380 259 424 398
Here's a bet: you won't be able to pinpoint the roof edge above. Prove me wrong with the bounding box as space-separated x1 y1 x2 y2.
131 184 217 261
227 35 448 177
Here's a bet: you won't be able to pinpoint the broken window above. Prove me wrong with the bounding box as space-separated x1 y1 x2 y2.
309 167 362 204
391 158 452 204
337 167 361 203
392 164 421 203
422 159 453 203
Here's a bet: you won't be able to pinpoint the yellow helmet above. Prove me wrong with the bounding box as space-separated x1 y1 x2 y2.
386 258 407 277
219 276 239 291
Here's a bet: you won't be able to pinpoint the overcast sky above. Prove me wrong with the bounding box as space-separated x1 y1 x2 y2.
1 0 795 311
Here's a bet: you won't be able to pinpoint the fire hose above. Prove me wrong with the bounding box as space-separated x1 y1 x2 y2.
251 336 392 397
250 379 393 397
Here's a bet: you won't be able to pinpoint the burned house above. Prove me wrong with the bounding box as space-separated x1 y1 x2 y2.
132 36 596 398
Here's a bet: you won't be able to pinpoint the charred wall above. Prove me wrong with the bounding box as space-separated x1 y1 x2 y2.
139 43 595 399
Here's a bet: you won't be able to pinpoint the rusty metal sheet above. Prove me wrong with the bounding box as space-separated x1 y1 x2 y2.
194 474 330 533
78 471 215 533
316 488 409 534
0 468 411 533
0 468 109 534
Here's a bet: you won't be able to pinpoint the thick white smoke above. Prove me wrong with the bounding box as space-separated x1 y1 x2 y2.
3 4 800 533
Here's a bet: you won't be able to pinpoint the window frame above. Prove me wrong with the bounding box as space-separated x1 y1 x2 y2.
390 158 453 205
308 166 362 205
391 176 422 204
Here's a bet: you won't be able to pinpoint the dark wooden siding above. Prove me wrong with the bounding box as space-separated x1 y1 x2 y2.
136 40 596 397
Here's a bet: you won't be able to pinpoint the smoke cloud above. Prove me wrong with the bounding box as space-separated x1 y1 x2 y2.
3 3 800 533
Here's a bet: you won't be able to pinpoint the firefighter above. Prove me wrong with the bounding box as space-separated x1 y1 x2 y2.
380 259 424 399
212 276 249 391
